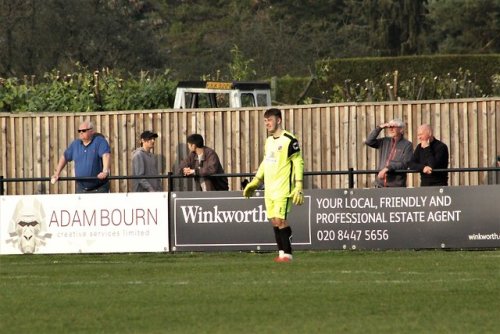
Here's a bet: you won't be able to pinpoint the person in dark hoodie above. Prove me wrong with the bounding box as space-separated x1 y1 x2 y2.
131 130 162 192
178 133 229 191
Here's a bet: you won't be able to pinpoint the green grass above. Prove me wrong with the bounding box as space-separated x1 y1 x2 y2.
1 251 499 334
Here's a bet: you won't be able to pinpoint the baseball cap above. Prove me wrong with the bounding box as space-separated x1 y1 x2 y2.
140 131 158 140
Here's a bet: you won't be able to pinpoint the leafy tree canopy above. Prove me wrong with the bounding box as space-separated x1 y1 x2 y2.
0 0 499 80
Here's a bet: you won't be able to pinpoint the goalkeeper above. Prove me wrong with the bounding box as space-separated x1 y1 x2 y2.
243 108 304 262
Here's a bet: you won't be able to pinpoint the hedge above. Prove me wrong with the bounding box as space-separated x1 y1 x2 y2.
1 55 498 112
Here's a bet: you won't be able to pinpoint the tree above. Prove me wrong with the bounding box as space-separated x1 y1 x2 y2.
1 0 498 81
426 0 500 53
361 0 428 56
0 0 35 75
0 0 167 77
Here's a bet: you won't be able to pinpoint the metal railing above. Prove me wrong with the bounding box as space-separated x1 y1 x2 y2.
1 166 500 195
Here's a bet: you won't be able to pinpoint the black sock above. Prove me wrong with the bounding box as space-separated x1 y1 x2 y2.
273 226 283 251
280 226 293 255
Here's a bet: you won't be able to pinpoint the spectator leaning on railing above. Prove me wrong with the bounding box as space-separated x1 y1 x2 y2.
177 133 229 191
52 120 111 193
408 124 449 186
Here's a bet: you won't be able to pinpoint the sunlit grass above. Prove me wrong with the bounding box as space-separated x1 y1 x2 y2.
1 250 499 334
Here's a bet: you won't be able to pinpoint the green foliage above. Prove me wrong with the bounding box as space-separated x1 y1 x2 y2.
1 54 498 112
200 44 257 82
34 70 97 112
101 70 176 111
303 54 500 103
0 68 99 112
0 77 29 111
316 54 500 93
492 74 500 96
0 66 176 112
273 54 500 104
318 68 484 103
227 45 256 81
274 75 311 105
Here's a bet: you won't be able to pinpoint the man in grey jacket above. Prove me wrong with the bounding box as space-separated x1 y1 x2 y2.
131 131 162 192
365 119 413 187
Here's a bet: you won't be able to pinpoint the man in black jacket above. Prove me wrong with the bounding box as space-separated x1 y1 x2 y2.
409 124 449 186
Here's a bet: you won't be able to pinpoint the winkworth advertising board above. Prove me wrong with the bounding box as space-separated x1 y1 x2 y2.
172 186 500 251
171 190 312 251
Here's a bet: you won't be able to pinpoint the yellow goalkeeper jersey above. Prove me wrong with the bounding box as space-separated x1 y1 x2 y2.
256 130 304 200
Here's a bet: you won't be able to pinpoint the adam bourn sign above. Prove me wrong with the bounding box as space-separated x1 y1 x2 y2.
171 185 500 251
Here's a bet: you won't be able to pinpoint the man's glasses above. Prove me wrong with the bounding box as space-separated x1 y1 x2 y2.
78 128 92 133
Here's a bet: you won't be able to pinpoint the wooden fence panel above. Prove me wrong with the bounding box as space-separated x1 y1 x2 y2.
0 98 499 195
487 100 498 184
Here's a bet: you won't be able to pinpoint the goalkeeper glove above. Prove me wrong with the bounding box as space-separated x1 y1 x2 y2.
243 178 261 198
290 183 304 205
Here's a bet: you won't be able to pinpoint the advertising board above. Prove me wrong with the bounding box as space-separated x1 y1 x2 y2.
2 185 498 254
172 186 500 251
0 193 169 254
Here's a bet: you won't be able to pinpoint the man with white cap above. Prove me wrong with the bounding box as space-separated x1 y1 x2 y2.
365 118 413 187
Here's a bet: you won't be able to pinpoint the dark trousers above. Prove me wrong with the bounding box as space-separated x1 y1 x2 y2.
76 182 110 193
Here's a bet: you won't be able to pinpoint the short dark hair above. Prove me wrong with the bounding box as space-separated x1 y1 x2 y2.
264 108 282 119
187 133 204 148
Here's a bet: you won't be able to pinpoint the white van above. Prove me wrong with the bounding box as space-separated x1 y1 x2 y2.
173 81 272 109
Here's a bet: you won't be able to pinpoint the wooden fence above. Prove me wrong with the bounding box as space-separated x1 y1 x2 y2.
1 97 499 195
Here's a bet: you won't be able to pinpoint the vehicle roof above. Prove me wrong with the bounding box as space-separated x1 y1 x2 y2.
176 81 270 90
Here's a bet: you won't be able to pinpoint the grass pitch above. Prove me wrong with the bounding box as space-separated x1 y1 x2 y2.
1 250 499 334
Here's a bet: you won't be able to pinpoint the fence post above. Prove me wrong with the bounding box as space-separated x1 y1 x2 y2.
167 171 173 252
167 172 173 192
0 176 4 195
348 168 354 189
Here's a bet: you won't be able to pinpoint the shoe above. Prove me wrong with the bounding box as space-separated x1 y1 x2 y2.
274 254 293 263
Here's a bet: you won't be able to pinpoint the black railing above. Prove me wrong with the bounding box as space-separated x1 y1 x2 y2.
1 167 500 195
